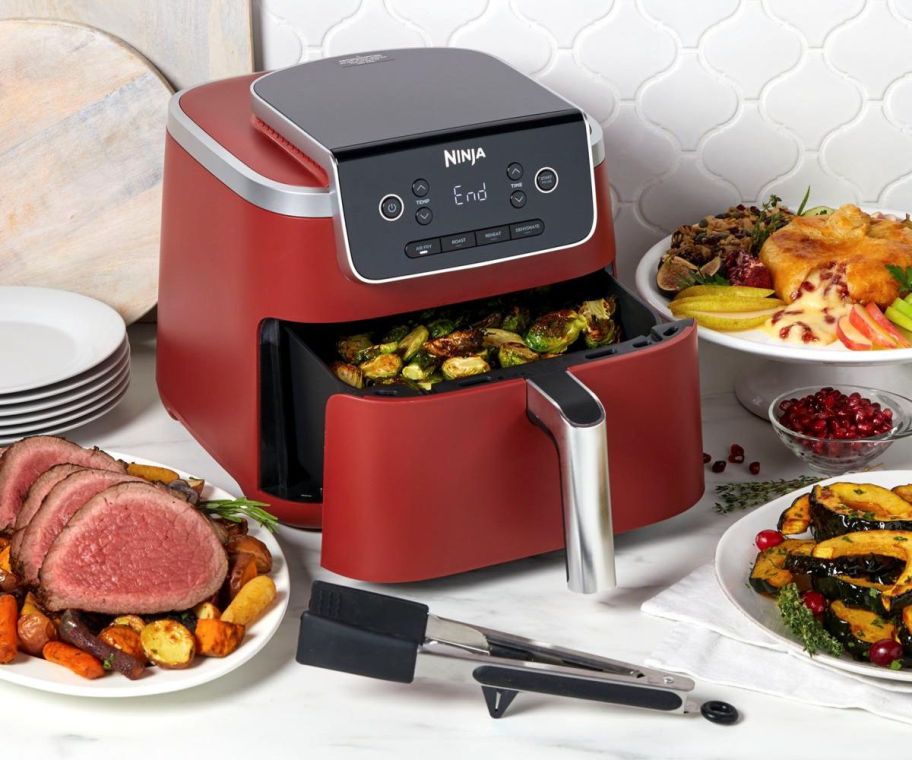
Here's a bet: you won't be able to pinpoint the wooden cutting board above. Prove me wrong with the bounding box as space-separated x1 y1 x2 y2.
0 19 173 323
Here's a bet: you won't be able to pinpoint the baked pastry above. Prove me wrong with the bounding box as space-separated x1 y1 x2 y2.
760 204 912 307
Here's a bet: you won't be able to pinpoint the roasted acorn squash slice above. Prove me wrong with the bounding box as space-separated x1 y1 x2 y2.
809 483 912 540
823 600 896 661
899 606 912 655
777 493 812 535
749 539 815 594
893 485 912 503
812 531 912 612
811 575 889 614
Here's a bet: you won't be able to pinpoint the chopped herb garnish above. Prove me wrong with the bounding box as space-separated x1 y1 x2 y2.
713 476 821 514
199 498 279 533
871 616 885 628
869 588 881 599
891 659 904 670
887 264 912 295
841 536 854 543
895 536 909 542
776 583 844 657
854 488 865 495
102 653 115 671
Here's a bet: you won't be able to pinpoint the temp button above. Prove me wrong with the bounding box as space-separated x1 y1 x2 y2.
405 238 441 258
510 219 544 239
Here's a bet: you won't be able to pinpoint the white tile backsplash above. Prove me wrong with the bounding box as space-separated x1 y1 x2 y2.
255 0 912 284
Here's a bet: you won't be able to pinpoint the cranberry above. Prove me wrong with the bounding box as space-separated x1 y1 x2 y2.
755 529 784 551
868 639 904 668
703 452 712 464
749 461 760 475
800 590 827 618
711 460 726 473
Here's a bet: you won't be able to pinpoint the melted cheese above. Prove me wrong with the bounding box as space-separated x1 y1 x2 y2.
764 267 851 346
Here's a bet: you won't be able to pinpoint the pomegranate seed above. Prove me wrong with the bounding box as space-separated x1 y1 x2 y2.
711 460 726 473
800 590 827 618
703 452 712 464
749 461 760 475
776 388 895 440
755 529 784 551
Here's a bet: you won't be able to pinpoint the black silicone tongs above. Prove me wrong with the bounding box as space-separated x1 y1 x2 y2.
297 581 738 723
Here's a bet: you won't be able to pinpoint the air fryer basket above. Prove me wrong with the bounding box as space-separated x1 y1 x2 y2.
258 269 687 507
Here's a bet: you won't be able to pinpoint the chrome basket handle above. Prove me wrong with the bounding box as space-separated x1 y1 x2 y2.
527 372 615 594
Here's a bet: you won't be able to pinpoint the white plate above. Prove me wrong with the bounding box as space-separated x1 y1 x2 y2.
0 287 126 393
0 387 129 445
0 359 129 419
634 228 912 365
0 339 129 406
0 373 130 434
715 469 912 682
0 452 290 697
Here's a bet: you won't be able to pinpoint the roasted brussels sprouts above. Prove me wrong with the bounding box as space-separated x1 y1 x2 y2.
354 341 398 364
579 297 619 348
473 311 503 329
331 361 364 389
425 328 484 358
360 352 402 379
382 324 411 343
427 316 461 338
524 309 587 353
501 305 531 333
397 325 429 361
482 328 524 348
441 355 490 380
336 334 372 363
416 375 443 391
402 350 438 381
498 342 539 367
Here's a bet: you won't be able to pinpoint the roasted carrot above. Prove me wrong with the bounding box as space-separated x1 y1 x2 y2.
0 593 19 664
42 641 105 679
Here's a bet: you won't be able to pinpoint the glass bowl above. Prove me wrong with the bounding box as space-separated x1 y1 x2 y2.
768 385 912 474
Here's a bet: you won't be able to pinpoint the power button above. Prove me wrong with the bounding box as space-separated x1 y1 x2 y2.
379 194 404 221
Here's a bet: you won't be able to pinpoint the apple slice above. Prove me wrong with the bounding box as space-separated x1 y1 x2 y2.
836 315 873 350
891 297 912 321
849 304 899 348
865 302 911 347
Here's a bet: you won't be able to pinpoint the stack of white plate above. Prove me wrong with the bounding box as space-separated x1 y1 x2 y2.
0 287 129 444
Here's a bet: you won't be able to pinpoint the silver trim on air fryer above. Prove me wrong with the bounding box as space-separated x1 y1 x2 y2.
166 88 604 222
526 375 616 594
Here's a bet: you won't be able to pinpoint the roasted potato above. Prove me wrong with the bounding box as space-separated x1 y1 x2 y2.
226 553 259 602
226 535 273 574
98 625 146 663
17 611 57 656
221 575 277 626
193 602 220 621
140 620 196 669
110 614 145 634
194 619 245 657
187 477 205 495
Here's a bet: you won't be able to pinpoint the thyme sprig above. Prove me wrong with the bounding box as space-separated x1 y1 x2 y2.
776 582 843 657
713 476 821 514
200 498 279 533
749 193 790 253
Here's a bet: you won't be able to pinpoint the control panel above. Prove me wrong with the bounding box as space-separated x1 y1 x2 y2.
334 113 595 282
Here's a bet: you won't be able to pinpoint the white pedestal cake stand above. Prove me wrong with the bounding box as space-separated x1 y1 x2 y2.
634 236 912 419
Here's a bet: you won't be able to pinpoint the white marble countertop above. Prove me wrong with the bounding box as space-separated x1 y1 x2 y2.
5 325 912 757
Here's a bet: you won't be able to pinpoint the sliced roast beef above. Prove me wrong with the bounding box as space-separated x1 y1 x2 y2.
14 468 143 585
9 463 83 558
0 436 123 531
40 481 228 614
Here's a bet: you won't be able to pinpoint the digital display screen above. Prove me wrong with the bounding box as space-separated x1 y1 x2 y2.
453 182 488 206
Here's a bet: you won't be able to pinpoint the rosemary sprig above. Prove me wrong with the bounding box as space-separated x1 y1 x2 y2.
713 475 821 514
200 498 279 533
776 582 843 657
795 185 811 216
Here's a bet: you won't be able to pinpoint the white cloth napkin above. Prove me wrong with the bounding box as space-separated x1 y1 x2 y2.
641 564 912 724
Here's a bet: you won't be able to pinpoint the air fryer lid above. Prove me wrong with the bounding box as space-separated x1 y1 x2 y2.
251 49 597 285
251 48 579 154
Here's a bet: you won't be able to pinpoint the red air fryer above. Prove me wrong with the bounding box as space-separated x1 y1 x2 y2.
157 48 704 593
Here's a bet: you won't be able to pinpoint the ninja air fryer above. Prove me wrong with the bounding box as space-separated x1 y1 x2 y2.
157 48 704 593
